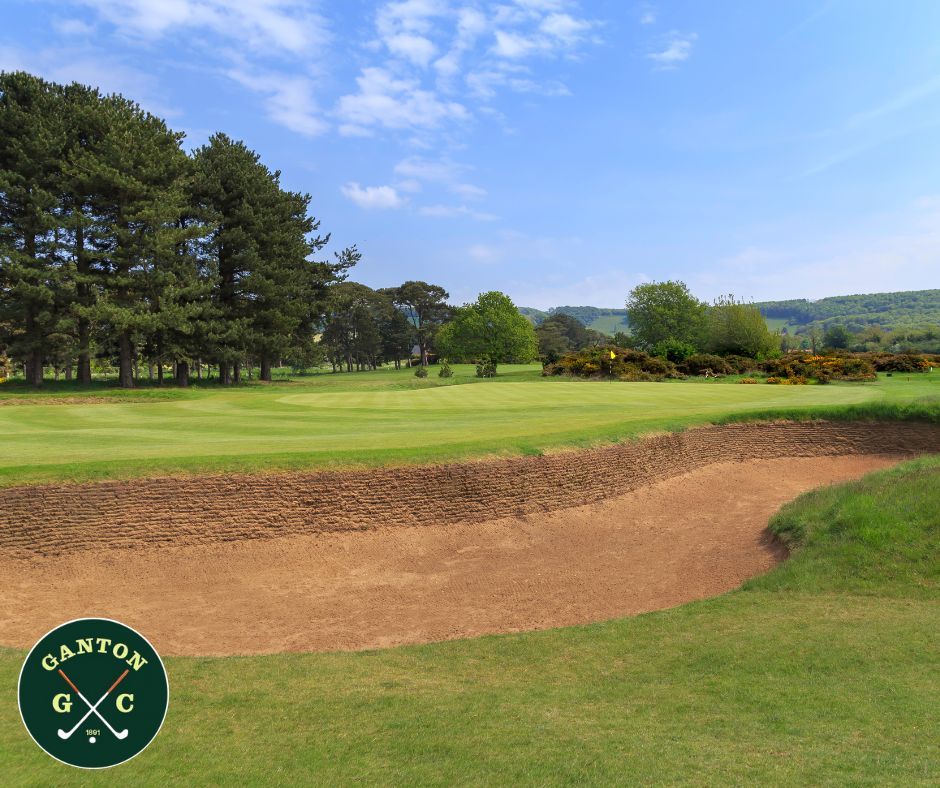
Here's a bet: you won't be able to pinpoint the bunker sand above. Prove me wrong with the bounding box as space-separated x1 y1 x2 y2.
0 454 905 656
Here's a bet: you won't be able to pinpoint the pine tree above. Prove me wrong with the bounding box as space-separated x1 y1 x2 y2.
58 81 112 384
0 72 68 385
88 95 192 387
192 134 270 383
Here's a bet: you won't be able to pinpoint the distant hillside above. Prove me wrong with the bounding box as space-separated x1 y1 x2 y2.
519 306 629 335
520 289 940 337
755 289 940 333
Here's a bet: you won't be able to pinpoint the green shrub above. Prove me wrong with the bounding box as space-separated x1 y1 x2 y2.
476 358 497 378
438 359 453 378
652 338 697 363
414 366 428 378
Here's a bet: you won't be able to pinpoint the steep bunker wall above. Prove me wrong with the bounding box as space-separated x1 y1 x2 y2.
2 420 938 558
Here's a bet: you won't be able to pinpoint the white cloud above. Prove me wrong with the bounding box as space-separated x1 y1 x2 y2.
466 66 570 98
336 67 468 134
376 0 446 37
341 182 406 209
227 69 326 136
360 0 599 129
64 0 331 136
386 33 438 67
647 31 697 68
52 18 96 36
394 155 462 181
433 6 487 84
72 0 329 57
640 11 656 25
451 182 487 200
419 204 496 220
393 156 486 200
539 13 592 44
492 30 539 58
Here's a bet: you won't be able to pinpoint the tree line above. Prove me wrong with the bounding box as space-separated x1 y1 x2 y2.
0 72 487 386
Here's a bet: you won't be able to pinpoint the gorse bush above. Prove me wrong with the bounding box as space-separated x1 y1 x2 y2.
542 346 682 381
678 354 733 376
866 352 931 372
723 355 762 373
761 353 877 382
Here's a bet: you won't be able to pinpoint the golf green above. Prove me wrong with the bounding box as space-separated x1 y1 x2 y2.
1 365 936 486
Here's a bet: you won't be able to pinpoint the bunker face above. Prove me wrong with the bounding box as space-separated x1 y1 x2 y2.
0 422 936 656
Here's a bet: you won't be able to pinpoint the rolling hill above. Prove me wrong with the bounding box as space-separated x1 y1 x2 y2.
521 289 940 336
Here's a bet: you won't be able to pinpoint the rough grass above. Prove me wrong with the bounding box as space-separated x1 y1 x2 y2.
0 365 936 487
746 455 940 599
1 453 939 784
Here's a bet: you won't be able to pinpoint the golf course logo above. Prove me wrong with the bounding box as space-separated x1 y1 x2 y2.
18 618 169 769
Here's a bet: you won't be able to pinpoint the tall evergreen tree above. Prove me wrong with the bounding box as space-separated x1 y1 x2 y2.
86 95 192 387
193 134 271 383
58 81 111 383
0 72 67 385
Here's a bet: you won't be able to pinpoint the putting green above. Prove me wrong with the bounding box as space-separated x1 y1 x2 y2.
0 365 936 486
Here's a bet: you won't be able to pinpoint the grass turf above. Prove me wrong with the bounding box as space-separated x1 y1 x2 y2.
1 455 938 784
0 365 937 486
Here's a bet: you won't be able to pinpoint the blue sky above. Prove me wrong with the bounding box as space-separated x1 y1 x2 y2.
3 1 940 308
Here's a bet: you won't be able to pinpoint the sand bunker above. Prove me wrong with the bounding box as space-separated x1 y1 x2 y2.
0 421 937 655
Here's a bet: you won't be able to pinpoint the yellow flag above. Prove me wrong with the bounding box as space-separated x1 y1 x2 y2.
609 350 616 360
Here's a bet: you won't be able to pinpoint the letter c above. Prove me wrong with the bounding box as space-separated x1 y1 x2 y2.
116 693 134 713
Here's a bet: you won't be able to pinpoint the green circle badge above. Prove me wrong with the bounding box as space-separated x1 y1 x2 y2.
18 618 169 769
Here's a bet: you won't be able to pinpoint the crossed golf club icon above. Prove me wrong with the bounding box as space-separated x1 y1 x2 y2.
56 668 130 741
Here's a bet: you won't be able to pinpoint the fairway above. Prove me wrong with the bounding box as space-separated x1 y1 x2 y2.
2 366 935 486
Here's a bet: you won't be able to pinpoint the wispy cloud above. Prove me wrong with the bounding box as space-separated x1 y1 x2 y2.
647 31 697 68
419 204 497 220
52 17 96 36
0 42 177 117
63 0 331 135
70 0 329 57
696 197 940 301
341 182 407 210
848 73 940 127
227 68 326 136
393 155 486 201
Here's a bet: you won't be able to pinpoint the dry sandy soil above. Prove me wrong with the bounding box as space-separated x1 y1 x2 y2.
0 454 900 656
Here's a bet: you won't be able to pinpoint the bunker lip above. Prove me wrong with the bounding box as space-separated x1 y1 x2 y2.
0 420 936 558
0 421 936 656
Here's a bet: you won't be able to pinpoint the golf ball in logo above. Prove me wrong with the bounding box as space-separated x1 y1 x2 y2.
18 618 169 769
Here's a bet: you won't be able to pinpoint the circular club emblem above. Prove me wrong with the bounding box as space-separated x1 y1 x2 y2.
18 618 168 769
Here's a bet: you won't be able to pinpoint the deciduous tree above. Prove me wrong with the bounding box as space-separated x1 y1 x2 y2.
437 291 538 375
